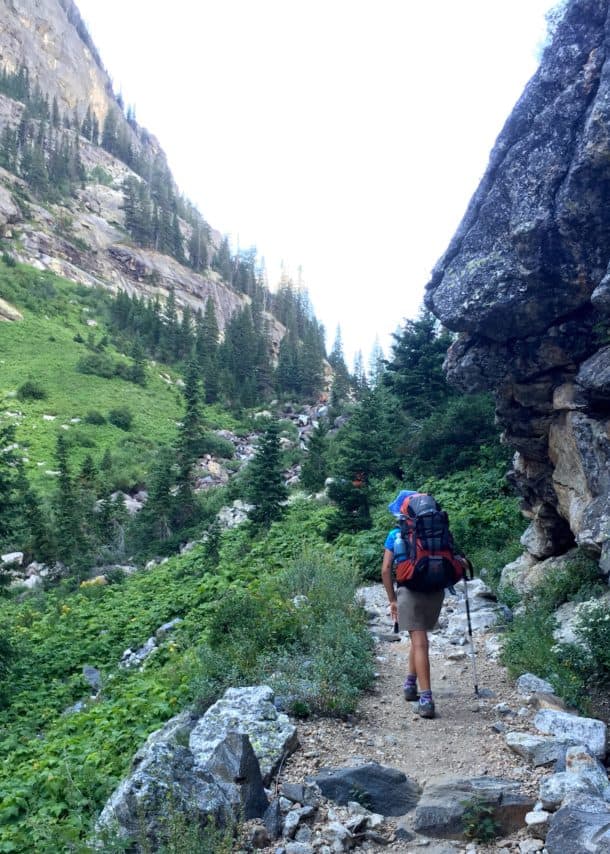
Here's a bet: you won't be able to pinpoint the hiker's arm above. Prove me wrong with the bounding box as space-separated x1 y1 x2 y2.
381 548 398 622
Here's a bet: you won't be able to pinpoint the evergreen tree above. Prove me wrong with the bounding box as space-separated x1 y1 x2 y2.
0 423 22 545
246 419 287 529
368 337 385 387
133 447 175 546
328 326 351 408
300 421 329 492
383 310 454 417
129 339 147 386
174 357 205 526
22 489 56 565
327 388 396 535
212 236 233 282
101 107 118 155
51 96 61 128
196 298 220 403
54 434 83 569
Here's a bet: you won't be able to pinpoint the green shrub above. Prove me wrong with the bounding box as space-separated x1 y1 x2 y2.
109 407 133 431
2 252 16 268
84 409 107 425
17 379 47 400
538 551 604 611
199 432 235 459
77 351 116 379
88 165 114 187
462 797 500 843
500 549 605 712
576 602 610 688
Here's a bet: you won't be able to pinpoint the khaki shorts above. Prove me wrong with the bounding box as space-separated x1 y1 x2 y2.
397 586 444 632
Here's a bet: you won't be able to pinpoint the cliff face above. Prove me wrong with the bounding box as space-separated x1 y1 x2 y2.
0 0 111 122
426 0 610 575
0 0 285 346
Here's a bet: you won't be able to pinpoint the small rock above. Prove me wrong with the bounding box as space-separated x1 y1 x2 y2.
249 823 271 849
525 809 551 839
517 673 555 696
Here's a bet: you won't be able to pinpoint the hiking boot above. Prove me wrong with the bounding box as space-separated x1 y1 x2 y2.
403 684 418 702
417 698 435 719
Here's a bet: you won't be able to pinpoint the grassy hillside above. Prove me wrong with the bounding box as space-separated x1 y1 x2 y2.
0 260 235 494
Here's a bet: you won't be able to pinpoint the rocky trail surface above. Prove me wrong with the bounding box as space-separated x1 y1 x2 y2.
244 582 607 854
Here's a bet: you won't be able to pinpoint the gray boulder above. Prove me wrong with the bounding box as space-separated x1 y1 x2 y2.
310 763 420 816
534 709 607 759
96 686 295 848
546 795 610 853
413 776 535 839
517 673 555 696
505 731 573 767
189 686 298 786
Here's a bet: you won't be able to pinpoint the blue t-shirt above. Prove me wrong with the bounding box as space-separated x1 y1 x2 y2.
384 528 400 551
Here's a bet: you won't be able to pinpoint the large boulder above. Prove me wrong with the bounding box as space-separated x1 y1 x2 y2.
310 763 420 817
413 776 535 839
189 685 299 786
546 795 610 852
425 0 610 570
96 686 296 849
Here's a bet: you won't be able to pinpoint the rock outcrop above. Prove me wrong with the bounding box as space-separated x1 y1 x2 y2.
0 0 109 119
426 0 610 575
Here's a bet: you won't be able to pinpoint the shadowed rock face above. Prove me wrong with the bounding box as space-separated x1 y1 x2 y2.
425 0 610 573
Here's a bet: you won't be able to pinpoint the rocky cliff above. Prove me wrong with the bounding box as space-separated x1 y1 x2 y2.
426 0 610 576
0 0 285 346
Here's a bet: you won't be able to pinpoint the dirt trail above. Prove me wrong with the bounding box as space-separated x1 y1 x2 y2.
269 583 547 852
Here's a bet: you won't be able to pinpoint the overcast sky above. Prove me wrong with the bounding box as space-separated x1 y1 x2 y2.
76 0 557 368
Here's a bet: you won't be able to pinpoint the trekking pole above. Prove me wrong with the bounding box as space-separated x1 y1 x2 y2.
462 558 479 698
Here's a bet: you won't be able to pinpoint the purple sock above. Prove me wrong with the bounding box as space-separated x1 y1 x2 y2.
404 674 417 689
419 690 433 703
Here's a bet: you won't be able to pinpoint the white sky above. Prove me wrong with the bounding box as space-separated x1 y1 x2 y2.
76 0 557 369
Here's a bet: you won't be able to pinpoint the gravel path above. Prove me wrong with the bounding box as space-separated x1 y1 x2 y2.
262 583 548 853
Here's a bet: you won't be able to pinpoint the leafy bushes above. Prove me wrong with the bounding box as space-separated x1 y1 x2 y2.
84 409 107 425
77 352 146 385
108 407 133 431
501 550 606 711
197 548 375 718
17 379 47 400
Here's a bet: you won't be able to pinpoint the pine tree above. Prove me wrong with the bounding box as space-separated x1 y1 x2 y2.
0 423 22 545
133 447 175 545
352 350 368 398
196 299 220 403
326 388 396 535
212 236 233 282
300 421 329 492
383 310 454 417
174 358 205 526
51 96 61 128
54 434 82 567
101 107 118 155
246 419 287 528
368 337 385 387
328 326 351 408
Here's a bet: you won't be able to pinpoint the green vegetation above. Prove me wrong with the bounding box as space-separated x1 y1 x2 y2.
0 501 372 851
461 797 500 843
0 256 537 852
501 550 606 711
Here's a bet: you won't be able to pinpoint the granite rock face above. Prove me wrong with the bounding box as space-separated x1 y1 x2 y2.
426 0 610 569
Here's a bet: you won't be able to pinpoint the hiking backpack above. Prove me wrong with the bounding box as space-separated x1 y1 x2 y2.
393 493 466 593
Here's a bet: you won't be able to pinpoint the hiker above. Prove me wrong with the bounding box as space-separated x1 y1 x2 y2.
381 489 449 720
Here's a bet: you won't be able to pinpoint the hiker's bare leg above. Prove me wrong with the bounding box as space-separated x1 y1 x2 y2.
408 630 431 691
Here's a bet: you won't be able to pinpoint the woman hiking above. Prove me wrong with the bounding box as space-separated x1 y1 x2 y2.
381 489 445 720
